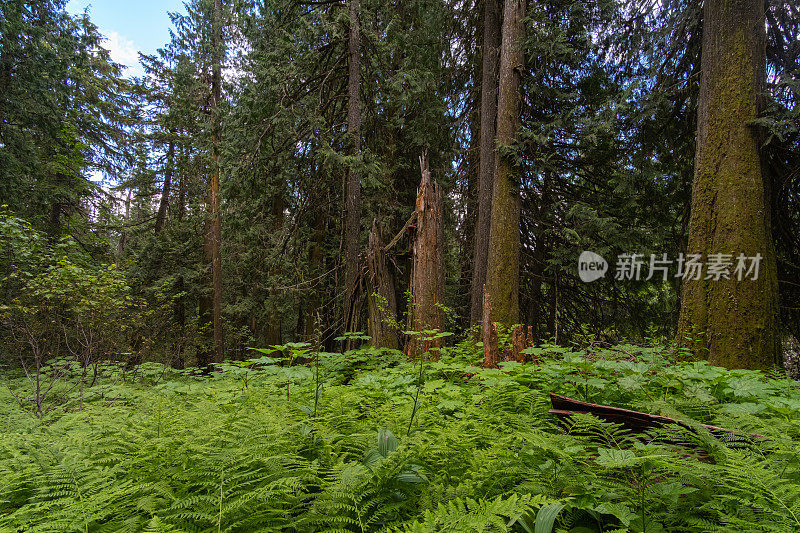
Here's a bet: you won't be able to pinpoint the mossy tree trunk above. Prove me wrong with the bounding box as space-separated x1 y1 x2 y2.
470 0 501 327
485 0 524 327
677 0 779 369
209 0 224 363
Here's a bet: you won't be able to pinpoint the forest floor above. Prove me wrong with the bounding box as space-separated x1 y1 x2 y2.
2 341 800 532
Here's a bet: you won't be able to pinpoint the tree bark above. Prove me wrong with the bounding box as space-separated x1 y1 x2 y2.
482 288 499 367
485 0 524 326
209 0 224 363
406 154 445 359
266 189 285 346
342 0 363 336
154 139 174 235
366 219 398 349
305 209 326 339
470 0 501 327
676 0 779 369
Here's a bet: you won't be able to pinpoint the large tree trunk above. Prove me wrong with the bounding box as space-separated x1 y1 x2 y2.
677 0 779 369
470 0 501 327
484 0 525 326
406 155 445 359
154 139 174 235
342 0 362 336
366 219 398 349
209 0 224 363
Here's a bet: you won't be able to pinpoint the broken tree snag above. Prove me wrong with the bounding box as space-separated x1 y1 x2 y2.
482 288 499 367
511 324 526 363
366 219 398 350
406 153 445 360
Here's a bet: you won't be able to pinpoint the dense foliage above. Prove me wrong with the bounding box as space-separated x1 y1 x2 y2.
3 342 800 532
1 0 798 367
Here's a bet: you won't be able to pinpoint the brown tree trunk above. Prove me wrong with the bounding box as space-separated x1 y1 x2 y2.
117 189 131 255
485 0 525 326
305 210 325 339
676 0 779 369
470 0 501 327
511 324 526 363
406 154 445 359
174 147 186 369
342 0 363 336
209 0 224 363
266 190 285 346
154 139 174 235
366 219 398 349
482 288 499 367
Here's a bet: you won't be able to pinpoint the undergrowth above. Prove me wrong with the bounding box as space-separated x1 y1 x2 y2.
1 342 800 532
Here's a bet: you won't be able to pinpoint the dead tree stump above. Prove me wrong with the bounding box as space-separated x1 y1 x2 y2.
406 153 445 360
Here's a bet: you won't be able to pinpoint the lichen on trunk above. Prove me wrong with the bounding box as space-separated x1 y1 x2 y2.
677 0 779 369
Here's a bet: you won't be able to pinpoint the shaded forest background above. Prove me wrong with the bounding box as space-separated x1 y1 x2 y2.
1 0 799 370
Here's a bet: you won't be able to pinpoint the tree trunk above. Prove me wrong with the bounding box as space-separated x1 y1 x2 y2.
305 209 325 339
677 0 779 369
470 0 501 327
406 154 445 359
366 219 398 349
485 0 525 326
343 0 363 336
482 288 499 367
210 0 224 363
117 189 131 255
266 190 285 346
154 139 174 235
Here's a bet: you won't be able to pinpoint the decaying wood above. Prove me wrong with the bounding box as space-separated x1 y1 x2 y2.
406 153 445 360
366 219 398 349
384 210 417 251
549 393 761 438
511 324 526 363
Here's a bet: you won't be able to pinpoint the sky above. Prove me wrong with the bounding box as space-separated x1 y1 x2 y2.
66 0 187 77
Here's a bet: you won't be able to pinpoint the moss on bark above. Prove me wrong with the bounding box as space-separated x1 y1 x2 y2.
677 0 779 369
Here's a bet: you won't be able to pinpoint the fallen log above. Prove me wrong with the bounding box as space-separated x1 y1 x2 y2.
549 393 760 437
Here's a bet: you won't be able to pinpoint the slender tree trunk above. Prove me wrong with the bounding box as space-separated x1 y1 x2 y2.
367 219 398 349
406 154 445 359
175 147 186 369
210 0 224 363
154 139 174 235
677 0 779 369
342 0 362 336
470 0 501 327
266 190 285 345
482 289 499 367
485 0 525 326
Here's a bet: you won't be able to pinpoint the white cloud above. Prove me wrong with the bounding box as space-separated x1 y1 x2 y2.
104 31 144 78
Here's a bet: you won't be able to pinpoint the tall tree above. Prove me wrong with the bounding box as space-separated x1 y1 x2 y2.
677 0 780 369
342 0 362 336
209 0 224 363
470 0 501 327
484 0 525 326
